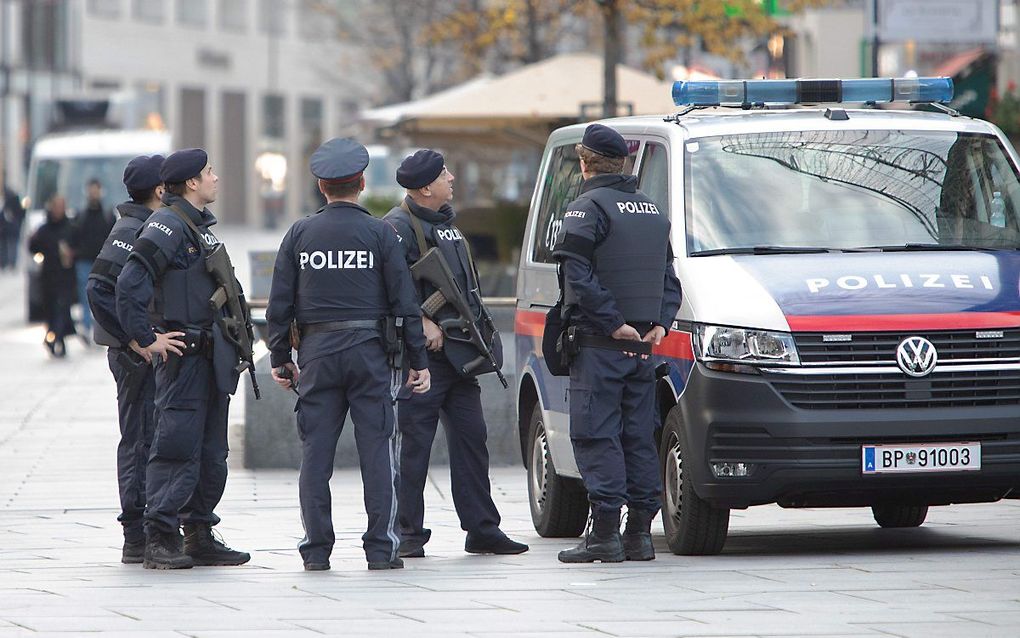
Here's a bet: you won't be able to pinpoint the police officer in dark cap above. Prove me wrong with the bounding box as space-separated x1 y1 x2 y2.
553 123 682 563
86 154 164 563
116 148 251 570
384 150 529 558
266 137 431 572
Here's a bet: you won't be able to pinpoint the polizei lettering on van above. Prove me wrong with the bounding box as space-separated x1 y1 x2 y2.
806 274 995 293
299 250 375 270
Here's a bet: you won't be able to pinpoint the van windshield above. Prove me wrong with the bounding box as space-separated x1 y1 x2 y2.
685 130 1020 255
31 156 133 214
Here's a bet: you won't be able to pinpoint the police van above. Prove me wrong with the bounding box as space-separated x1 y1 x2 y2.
514 77 1020 554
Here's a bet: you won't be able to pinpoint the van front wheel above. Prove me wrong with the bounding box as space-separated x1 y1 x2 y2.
659 407 730 555
527 404 589 537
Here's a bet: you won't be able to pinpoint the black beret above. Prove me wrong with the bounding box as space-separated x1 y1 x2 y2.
160 148 208 183
396 149 445 190
582 123 628 158
123 154 165 191
311 138 369 182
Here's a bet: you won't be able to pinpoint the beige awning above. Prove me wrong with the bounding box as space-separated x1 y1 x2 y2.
361 53 681 129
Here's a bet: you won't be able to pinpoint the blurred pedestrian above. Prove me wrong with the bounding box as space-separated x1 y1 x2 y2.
86 155 165 564
71 179 115 341
28 195 77 357
0 169 26 270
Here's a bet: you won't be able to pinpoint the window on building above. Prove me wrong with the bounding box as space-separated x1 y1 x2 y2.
176 0 208 28
258 94 288 228
23 1 71 71
300 98 325 211
218 0 247 32
263 95 285 138
257 0 286 36
132 0 163 23
88 0 122 18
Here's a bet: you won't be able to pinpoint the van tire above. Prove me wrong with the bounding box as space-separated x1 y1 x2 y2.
527 404 589 537
660 407 729 555
872 504 928 528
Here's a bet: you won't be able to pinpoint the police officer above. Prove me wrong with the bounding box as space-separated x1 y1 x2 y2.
85 154 164 563
116 148 250 570
266 138 431 572
553 124 682 563
384 150 529 558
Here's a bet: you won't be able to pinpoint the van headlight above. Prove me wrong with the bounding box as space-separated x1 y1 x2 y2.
694 324 800 366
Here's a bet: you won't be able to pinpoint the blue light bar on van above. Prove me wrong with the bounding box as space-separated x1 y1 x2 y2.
671 77 954 107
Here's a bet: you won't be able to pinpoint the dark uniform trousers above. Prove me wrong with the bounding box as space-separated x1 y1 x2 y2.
398 355 501 546
569 346 661 515
145 352 229 534
107 348 156 543
296 337 401 565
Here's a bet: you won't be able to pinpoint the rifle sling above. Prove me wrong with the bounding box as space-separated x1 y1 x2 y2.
400 200 482 303
167 203 210 258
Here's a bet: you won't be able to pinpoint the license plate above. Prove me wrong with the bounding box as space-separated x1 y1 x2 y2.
862 442 981 474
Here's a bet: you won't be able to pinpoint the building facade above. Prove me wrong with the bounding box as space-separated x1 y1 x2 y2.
1 0 374 226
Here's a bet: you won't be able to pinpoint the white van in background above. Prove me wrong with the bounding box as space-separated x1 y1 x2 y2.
24 129 172 321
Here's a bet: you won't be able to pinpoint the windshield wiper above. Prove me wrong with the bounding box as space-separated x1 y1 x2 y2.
858 243 1002 252
690 245 835 257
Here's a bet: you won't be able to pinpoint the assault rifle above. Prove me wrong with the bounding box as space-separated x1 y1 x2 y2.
412 247 508 388
206 244 262 400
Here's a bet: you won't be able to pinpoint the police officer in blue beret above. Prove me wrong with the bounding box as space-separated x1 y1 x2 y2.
384 150 529 558
116 148 251 569
266 137 431 571
86 154 164 563
553 124 682 563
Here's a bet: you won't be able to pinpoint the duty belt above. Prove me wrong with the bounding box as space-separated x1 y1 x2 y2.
300 319 380 338
570 330 652 356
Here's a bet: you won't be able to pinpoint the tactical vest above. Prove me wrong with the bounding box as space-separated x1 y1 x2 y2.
397 204 481 317
568 185 670 325
88 204 149 347
293 205 391 324
154 213 218 329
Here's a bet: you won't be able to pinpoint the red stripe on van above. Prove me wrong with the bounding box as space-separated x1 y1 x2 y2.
786 312 1020 332
514 309 546 337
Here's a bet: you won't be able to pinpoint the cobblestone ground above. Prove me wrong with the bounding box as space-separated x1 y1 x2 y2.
2 256 1020 637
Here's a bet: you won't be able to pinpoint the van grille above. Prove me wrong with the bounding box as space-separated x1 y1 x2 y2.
795 330 1020 364
767 369 1020 410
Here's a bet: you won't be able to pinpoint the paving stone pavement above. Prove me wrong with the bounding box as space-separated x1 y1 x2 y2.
1 267 1020 637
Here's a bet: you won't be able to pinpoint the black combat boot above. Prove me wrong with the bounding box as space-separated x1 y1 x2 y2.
143 529 194 570
622 508 655 561
557 509 625 563
367 557 404 570
183 523 251 566
121 538 145 564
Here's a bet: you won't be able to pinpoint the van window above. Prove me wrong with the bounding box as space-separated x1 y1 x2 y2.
31 156 132 214
532 144 583 264
638 142 668 214
686 130 1020 254
532 140 640 263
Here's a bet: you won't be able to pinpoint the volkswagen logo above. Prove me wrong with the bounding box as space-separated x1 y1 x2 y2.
896 336 938 377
